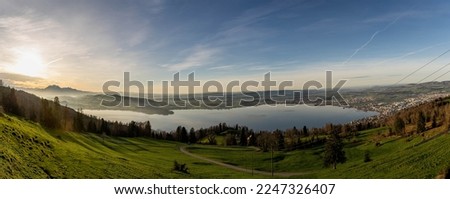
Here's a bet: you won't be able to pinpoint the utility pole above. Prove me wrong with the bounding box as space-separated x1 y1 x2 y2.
251 150 254 176
271 146 274 177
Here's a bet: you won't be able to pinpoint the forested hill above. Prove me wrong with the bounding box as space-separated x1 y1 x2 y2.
0 86 152 137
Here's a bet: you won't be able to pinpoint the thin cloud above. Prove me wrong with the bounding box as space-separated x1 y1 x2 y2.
363 10 422 23
165 1 300 72
344 75 371 79
166 46 220 71
208 65 235 71
0 72 51 88
0 72 44 82
371 42 449 66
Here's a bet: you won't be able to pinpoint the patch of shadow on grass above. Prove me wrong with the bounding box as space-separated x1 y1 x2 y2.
262 154 285 162
192 162 212 166
345 140 364 148
223 162 239 166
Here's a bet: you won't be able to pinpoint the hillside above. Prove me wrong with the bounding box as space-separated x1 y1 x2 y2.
0 114 263 179
187 127 450 178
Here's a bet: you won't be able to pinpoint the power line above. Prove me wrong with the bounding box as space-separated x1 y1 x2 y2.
395 49 450 84
418 62 450 83
431 69 450 82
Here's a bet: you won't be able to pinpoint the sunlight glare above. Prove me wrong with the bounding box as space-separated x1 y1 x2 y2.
7 47 47 77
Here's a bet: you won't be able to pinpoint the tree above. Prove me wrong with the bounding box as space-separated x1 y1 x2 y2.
431 115 437 128
393 117 405 135
274 130 284 150
302 125 308 137
247 132 256 146
73 108 84 132
323 132 347 169
180 127 188 143
87 119 97 133
364 150 372 163
54 96 60 106
128 121 138 137
100 118 110 135
40 99 58 129
188 128 197 144
206 133 216 145
257 132 276 152
239 129 247 146
144 121 152 137
224 134 237 146
3 88 20 116
417 111 426 134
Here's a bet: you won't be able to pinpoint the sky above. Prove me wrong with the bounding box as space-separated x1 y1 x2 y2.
1 0 450 92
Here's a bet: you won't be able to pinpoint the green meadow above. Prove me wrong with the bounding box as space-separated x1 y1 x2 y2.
0 115 266 179
1 114 449 179
188 127 450 178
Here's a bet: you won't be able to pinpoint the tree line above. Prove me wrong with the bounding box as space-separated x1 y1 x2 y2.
0 85 390 169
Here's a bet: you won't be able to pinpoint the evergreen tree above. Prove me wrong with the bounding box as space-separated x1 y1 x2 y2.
302 125 308 137
3 88 20 116
128 121 138 137
431 115 437 128
323 132 347 169
239 129 247 146
54 96 60 106
176 126 182 141
87 119 97 133
188 128 197 144
180 127 188 143
274 130 285 150
73 108 84 132
40 99 58 129
393 116 405 135
417 111 426 134
144 121 152 137
100 118 110 135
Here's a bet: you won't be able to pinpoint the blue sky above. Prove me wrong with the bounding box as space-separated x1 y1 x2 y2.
1 0 450 91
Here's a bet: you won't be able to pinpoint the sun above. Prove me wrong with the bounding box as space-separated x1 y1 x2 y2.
7 47 47 77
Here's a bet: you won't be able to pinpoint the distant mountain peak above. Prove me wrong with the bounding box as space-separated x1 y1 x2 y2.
46 85 62 89
44 85 83 92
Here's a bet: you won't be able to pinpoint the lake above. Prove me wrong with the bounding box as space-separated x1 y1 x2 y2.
84 105 378 132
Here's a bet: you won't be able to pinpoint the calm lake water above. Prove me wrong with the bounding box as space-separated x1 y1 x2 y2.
84 105 378 131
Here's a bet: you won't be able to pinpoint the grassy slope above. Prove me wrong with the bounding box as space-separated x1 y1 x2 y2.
0 115 266 179
1 113 449 179
188 127 450 178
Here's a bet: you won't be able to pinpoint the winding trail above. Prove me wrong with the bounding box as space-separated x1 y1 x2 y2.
179 146 311 177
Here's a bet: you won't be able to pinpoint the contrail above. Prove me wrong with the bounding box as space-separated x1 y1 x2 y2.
342 16 401 65
46 57 63 66
395 49 450 84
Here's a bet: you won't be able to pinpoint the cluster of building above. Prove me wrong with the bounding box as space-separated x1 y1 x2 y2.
350 92 450 117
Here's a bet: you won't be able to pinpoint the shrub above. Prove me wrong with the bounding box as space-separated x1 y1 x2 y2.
173 160 189 174
364 151 372 163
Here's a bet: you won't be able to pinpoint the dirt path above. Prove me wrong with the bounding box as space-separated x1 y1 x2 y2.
179 146 311 177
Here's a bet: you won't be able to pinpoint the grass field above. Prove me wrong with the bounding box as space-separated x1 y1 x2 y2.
0 115 267 179
1 114 449 179
188 127 450 178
